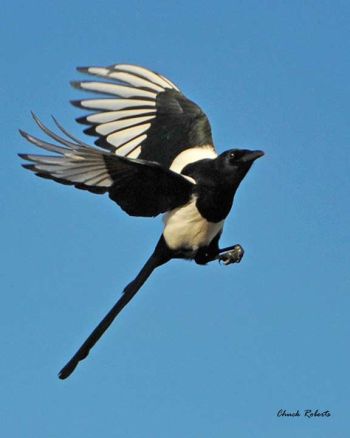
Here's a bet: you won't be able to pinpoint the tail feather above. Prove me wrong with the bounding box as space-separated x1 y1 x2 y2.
58 247 168 379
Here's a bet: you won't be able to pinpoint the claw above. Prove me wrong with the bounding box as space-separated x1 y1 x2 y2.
217 245 244 265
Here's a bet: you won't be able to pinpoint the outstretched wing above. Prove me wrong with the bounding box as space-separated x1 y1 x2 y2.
72 64 217 172
19 114 194 217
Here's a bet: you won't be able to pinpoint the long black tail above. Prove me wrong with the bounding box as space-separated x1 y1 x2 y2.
58 245 169 380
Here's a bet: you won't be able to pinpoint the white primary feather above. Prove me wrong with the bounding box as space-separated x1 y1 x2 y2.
112 64 180 90
85 109 156 124
95 115 155 136
106 123 151 148
20 116 114 189
114 136 147 157
78 99 156 111
76 81 157 99
105 71 164 92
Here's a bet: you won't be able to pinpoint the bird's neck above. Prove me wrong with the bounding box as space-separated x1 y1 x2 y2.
181 159 238 223
195 182 236 222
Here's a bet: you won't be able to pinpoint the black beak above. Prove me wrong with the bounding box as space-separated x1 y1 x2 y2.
240 150 265 163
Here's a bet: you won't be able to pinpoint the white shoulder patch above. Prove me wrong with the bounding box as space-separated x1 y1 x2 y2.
169 145 217 174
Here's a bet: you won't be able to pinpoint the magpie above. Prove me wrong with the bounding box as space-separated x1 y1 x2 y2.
19 63 264 379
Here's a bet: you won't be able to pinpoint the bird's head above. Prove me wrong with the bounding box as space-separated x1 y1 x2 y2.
217 148 264 186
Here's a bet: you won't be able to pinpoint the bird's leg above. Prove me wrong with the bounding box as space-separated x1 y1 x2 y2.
195 241 244 266
216 244 244 265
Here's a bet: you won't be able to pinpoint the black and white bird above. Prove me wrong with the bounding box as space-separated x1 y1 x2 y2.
19 63 264 379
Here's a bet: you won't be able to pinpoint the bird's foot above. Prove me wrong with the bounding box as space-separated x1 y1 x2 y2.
217 244 244 265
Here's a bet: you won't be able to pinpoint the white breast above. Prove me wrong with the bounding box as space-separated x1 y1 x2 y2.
162 196 224 252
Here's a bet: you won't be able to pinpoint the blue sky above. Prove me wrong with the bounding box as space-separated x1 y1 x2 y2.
1 0 349 436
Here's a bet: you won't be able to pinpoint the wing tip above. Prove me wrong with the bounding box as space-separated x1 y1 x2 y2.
71 99 84 108
76 115 89 125
18 129 28 139
84 126 97 137
18 152 29 160
21 163 36 171
95 137 115 151
70 81 82 90
76 66 90 73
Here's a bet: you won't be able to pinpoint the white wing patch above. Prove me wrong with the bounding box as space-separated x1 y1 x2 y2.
85 109 156 125
95 115 155 136
72 81 157 99
73 64 181 158
106 124 151 148
111 136 146 156
76 98 156 111
112 64 180 91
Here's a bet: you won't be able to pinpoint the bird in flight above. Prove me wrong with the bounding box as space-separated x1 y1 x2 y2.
19 64 264 379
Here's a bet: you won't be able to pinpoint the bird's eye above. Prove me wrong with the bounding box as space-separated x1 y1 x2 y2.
229 152 235 159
